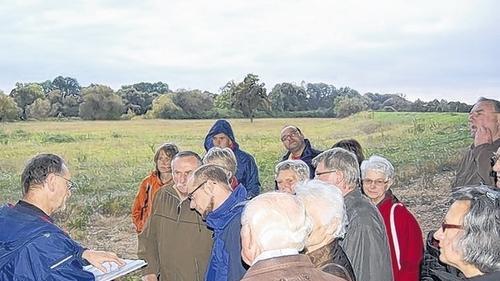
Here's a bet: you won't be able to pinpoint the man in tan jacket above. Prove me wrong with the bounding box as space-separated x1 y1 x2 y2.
138 151 213 281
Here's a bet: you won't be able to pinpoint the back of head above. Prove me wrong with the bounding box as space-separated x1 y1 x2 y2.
275 159 310 182
313 148 360 189
452 185 500 273
360 155 395 181
203 147 238 176
241 192 312 252
295 180 347 238
21 153 66 196
332 139 364 166
191 163 232 192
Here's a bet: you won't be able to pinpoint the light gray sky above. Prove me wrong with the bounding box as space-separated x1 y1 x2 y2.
1 0 498 104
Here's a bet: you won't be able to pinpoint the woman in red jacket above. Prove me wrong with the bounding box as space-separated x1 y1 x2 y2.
361 155 424 281
131 143 178 233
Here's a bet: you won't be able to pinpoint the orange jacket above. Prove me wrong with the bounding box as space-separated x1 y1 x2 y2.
132 171 172 233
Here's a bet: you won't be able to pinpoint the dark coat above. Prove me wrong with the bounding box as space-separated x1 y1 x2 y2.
204 119 261 198
307 239 356 281
280 138 322 178
420 231 464 281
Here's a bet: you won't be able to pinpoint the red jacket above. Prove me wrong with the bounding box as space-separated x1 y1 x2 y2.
131 171 172 233
377 192 424 281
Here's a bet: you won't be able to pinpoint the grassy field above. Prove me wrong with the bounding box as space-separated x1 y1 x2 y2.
0 112 470 232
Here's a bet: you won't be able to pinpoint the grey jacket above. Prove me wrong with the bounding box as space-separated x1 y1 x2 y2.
340 189 393 281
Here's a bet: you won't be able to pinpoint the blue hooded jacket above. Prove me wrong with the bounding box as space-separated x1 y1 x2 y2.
0 203 93 281
205 185 247 281
204 119 261 198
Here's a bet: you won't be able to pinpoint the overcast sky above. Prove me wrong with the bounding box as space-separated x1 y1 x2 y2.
1 0 498 104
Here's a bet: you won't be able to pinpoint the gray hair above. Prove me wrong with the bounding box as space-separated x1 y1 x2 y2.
295 180 347 238
203 147 237 176
360 155 395 181
275 160 310 182
21 153 67 195
173 151 202 165
241 192 313 252
312 148 360 189
477 97 500 112
452 185 500 273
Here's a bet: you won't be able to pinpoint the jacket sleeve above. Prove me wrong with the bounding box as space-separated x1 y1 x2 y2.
137 194 161 276
243 155 261 198
226 218 246 281
17 232 94 281
132 177 150 233
395 206 424 281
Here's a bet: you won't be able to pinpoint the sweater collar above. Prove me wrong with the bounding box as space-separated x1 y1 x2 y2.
206 184 247 230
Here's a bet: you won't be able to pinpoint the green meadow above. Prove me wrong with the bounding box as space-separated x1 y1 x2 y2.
0 112 470 231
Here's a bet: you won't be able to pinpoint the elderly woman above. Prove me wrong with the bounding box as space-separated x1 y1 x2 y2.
296 180 356 281
275 159 310 193
493 146 500 188
132 143 179 233
360 155 423 281
433 185 500 280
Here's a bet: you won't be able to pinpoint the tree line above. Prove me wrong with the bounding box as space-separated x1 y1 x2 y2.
0 74 472 122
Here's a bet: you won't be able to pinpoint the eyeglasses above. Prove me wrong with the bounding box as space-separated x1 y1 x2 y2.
55 174 78 191
441 221 463 232
187 181 207 201
362 179 389 186
315 170 337 177
280 130 300 142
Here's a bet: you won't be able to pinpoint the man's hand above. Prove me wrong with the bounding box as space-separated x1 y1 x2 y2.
142 274 158 281
82 250 125 273
474 126 493 147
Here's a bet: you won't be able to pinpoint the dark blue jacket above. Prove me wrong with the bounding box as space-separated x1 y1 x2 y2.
204 119 260 198
205 185 247 281
0 203 94 281
280 138 322 178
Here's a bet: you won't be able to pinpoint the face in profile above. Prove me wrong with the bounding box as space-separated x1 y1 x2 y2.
187 178 214 219
276 169 300 194
468 101 497 138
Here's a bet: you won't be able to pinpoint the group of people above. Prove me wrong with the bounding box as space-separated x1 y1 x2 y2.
0 97 498 280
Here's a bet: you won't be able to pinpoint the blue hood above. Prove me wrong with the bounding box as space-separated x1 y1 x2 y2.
204 119 239 151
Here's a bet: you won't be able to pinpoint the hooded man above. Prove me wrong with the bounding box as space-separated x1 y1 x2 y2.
204 119 260 198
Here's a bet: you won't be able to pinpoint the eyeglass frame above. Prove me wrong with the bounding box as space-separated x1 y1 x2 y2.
187 180 208 201
54 174 78 191
441 221 463 232
315 170 337 177
280 130 301 142
362 178 389 186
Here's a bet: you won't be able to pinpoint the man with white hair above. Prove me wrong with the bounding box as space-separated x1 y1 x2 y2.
295 180 356 281
240 192 346 281
313 148 393 281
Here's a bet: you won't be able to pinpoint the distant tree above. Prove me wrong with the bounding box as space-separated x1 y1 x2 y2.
117 87 159 115
10 83 44 120
124 82 170 94
333 95 369 118
306 83 337 109
0 92 20 121
39 80 56 95
230 74 270 122
382 94 412 111
147 94 185 119
412 99 427 112
52 76 81 98
214 81 235 110
79 85 123 120
26 98 51 119
172 89 214 117
269 83 308 112
447 101 471 112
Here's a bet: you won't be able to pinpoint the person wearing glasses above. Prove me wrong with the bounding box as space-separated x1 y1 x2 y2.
313 148 393 281
186 164 247 281
138 151 212 281
452 97 500 188
492 147 500 188
131 143 178 233
432 185 500 280
280 125 322 178
0 153 125 280
360 155 423 281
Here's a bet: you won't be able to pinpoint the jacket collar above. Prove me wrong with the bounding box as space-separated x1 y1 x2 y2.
282 138 315 160
206 184 247 230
